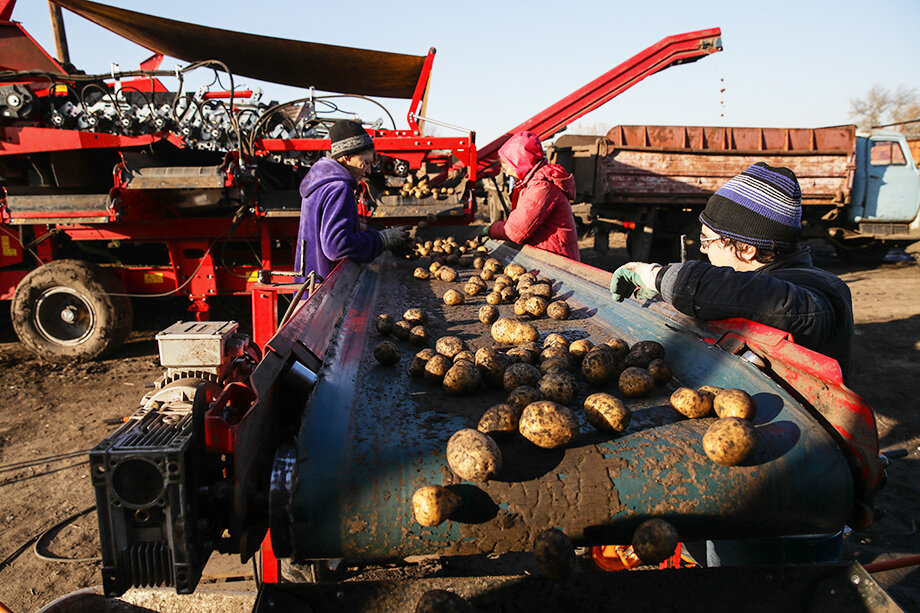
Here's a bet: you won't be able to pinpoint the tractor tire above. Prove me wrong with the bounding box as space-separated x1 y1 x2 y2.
11 259 133 362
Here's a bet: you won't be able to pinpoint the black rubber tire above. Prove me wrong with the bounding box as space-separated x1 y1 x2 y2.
11 259 133 362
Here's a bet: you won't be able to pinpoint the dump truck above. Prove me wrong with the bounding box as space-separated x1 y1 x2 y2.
73 232 904 612
548 124 920 263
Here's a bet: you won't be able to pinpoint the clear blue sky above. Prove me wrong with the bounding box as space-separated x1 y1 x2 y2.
11 0 920 145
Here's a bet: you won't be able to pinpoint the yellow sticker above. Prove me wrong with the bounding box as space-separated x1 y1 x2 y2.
144 272 165 284
247 270 260 282
1 236 17 257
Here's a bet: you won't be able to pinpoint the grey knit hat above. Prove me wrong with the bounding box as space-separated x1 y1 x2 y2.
329 119 374 159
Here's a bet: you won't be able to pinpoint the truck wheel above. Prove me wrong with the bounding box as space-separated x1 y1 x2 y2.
11 259 133 362
831 238 890 266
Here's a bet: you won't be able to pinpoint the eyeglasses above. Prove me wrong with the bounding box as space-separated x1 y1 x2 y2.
699 233 721 250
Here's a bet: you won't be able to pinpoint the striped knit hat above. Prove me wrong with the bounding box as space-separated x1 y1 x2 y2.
700 162 802 249
329 119 374 159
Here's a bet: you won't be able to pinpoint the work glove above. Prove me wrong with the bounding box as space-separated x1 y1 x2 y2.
379 226 411 249
610 262 662 302
480 224 491 237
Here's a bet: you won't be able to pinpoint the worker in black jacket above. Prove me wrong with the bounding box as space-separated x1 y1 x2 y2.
610 162 854 384
610 162 855 566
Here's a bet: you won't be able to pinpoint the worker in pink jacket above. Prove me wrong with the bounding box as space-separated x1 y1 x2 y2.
485 131 581 261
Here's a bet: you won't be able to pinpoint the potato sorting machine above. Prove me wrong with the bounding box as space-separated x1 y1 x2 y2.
87 235 899 611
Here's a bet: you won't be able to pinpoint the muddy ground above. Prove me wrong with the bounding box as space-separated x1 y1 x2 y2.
0 235 918 612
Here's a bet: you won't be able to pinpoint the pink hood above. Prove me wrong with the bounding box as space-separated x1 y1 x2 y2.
498 131 546 179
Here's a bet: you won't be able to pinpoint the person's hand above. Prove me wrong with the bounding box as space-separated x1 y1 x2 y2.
480 224 491 237
609 262 662 302
379 225 411 249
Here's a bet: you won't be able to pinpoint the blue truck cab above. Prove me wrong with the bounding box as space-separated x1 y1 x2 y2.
850 131 920 225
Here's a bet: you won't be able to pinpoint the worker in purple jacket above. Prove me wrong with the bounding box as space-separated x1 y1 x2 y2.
294 119 408 280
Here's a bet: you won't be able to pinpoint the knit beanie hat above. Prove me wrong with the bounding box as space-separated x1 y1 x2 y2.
700 162 802 249
329 119 374 159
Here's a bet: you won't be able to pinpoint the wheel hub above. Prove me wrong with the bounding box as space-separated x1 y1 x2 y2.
34 287 96 346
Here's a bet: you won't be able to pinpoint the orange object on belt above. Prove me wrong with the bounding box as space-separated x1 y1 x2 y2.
592 543 698 571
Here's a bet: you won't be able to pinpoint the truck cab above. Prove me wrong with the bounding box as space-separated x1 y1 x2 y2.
850 131 920 226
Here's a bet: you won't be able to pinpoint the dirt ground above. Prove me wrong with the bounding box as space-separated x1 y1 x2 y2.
0 235 918 612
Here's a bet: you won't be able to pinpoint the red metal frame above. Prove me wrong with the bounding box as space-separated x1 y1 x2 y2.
475 27 723 175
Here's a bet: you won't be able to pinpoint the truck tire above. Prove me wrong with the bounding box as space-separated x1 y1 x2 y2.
11 259 133 362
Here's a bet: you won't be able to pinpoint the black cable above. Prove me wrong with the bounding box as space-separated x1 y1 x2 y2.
33 506 101 563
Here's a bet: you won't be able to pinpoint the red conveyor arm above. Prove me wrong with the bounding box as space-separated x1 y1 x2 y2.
476 27 723 174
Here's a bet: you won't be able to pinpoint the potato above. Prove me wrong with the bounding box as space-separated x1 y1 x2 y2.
647 359 672 384
543 333 569 349
524 295 548 318
504 362 542 391
409 325 430 346
506 344 537 364
540 357 571 375
429 261 442 274
475 347 510 387
453 350 475 364
504 263 527 280
373 341 400 365
534 528 575 580
669 387 712 418
493 279 510 293
482 267 497 281
415 590 470 613
625 340 665 367
546 300 571 320
393 320 412 340
416 348 437 360
443 289 465 306
412 485 461 527
376 313 395 336
408 355 427 377
486 291 502 305
484 258 502 273
527 282 553 299
494 274 513 286
714 389 757 421
403 308 428 325
478 304 500 325
424 354 452 382
438 267 458 282
500 286 518 302
446 428 502 482
618 367 655 398
473 256 485 270
632 519 679 564
513 297 528 316
477 404 520 439
436 336 468 359
507 386 544 412
698 385 724 398
568 338 595 362
604 337 630 357
464 282 483 296
584 393 631 433
581 346 625 386
468 275 487 288
519 401 579 449
517 272 536 285
540 345 569 363
539 372 576 405
703 417 758 465
413 267 430 280
491 318 539 346
443 361 482 394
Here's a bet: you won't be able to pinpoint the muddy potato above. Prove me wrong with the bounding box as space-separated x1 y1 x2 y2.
412 485 461 527
703 417 758 466
527 282 553 299
494 274 513 286
581 346 626 387
540 345 570 362
436 336 468 359
415 590 470 613
468 275 487 288
543 333 569 349
647 359 673 384
503 362 542 391
484 258 502 274
506 344 537 364
625 340 666 368
477 403 520 439
480 267 495 281
490 317 539 346
500 286 518 302
438 267 458 282
443 361 482 395
698 385 724 398
409 325 430 346
424 354 452 382
519 400 579 449
584 393 631 433
376 313 395 336
507 386 544 412
669 387 712 418
517 272 536 285
604 337 630 357
464 282 483 296
513 297 528 316
428 261 442 274
446 428 502 482
539 371 576 405
619 367 655 398
478 304 500 325
443 289 465 306
486 291 502 305
493 279 510 293
524 295 549 318
473 256 486 270
540 357 571 374
453 350 475 364
475 347 511 387
403 308 428 326
392 320 412 340
546 300 571 320
568 338 595 362
373 341 400 365
534 528 576 580
714 389 757 420
413 267 430 280
408 355 427 377
632 519 679 564
504 263 527 280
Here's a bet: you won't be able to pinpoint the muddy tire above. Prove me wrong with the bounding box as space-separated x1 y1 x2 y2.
11 260 133 362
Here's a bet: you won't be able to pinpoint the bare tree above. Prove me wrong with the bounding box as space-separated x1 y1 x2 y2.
850 84 920 138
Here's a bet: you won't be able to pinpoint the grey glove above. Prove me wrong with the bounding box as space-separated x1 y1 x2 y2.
379 225 411 249
609 262 662 302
